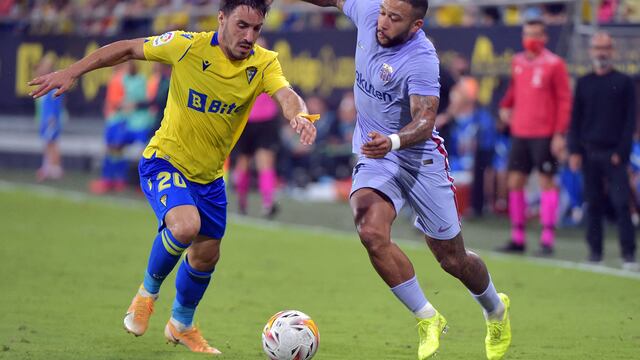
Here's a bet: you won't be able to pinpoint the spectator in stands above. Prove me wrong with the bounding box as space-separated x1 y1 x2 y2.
568 31 637 270
233 38 282 218
146 62 171 133
90 61 151 194
34 54 65 182
324 91 356 179
598 0 619 23
498 19 572 256
442 77 497 217
279 94 330 187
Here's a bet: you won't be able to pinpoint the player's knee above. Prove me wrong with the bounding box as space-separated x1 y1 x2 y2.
357 224 387 252
167 218 200 245
189 251 219 271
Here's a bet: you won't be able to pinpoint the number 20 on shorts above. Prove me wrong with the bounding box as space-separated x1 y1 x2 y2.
157 171 187 191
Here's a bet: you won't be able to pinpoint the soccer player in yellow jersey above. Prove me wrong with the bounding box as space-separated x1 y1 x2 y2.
28 0 317 354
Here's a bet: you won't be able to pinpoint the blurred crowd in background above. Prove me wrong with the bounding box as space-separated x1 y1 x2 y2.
1 0 640 35
11 0 640 234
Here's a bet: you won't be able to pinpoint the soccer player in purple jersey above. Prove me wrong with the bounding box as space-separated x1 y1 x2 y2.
299 0 512 358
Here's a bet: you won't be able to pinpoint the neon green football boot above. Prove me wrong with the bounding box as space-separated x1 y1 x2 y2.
485 293 512 360
417 311 448 359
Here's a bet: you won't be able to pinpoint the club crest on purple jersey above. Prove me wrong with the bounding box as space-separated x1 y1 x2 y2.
379 63 394 83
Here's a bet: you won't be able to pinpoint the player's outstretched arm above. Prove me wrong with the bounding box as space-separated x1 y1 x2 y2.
298 0 345 11
361 95 439 158
28 38 146 99
273 87 318 146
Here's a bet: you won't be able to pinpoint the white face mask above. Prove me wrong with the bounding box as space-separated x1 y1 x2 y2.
592 57 613 70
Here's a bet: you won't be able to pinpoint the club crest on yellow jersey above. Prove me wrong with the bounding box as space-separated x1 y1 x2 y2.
246 66 258 84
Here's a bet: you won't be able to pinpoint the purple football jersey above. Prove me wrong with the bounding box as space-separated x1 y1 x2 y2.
344 0 441 169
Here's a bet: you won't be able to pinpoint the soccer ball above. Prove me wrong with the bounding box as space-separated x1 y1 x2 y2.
261 310 319 360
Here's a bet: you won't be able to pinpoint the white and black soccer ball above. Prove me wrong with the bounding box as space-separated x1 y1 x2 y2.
262 310 319 360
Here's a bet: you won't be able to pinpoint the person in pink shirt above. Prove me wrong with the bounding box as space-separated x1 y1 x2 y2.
233 38 281 218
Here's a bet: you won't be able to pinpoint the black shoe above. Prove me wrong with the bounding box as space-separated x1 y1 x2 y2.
587 253 603 264
262 203 279 220
496 242 525 254
534 245 554 257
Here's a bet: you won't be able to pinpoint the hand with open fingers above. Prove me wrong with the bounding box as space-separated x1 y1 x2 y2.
361 131 392 158
290 114 317 146
28 69 76 99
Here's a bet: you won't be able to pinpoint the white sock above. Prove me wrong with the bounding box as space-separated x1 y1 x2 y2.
414 302 437 319
471 277 503 319
485 301 505 321
138 286 159 300
170 317 192 332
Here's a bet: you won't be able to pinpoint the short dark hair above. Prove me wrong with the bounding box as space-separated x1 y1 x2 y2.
400 0 429 20
525 18 546 30
220 0 270 17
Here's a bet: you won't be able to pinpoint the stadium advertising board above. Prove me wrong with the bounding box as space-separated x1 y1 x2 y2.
2 25 637 116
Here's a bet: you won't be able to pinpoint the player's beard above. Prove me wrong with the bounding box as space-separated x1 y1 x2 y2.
376 28 411 48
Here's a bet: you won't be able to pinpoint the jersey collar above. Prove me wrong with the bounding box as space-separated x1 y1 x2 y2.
210 32 254 55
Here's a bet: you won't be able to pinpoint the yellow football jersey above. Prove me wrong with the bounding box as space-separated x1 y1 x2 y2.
142 30 289 184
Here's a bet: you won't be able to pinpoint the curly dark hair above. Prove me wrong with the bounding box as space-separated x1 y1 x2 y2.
220 0 270 17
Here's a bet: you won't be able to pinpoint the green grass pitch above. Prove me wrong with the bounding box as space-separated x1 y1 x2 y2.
1 189 639 359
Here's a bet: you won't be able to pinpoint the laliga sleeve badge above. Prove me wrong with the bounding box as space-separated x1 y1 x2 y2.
153 32 175 47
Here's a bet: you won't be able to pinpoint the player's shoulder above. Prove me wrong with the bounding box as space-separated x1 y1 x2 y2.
405 32 438 66
146 30 210 49
250 44 279 65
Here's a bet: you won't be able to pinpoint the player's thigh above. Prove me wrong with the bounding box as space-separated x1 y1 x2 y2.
191 177 228 240
139 157 199 237
507 137 534 175
350 157 405 219
349 187 396 241
530 137 557 176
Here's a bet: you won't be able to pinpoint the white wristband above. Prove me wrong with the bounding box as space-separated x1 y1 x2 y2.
388 134 401 151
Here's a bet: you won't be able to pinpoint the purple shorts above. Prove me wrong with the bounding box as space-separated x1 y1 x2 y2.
350 152 461 240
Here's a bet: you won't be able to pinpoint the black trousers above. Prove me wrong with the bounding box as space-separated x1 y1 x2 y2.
583 149 636 259
471 148 494 216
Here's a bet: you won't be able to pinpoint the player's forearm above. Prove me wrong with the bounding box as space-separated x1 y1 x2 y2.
67 39 142 79
275 87 308 122
397 95 439 149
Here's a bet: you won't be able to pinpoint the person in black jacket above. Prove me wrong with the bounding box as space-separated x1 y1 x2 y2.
568 31 638 271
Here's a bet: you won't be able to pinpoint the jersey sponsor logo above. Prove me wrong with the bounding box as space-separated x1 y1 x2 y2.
187 89 243 115
153 31 175 47
246 66 258 84
202 60 212 71
379 63 393 83
355 70 392 103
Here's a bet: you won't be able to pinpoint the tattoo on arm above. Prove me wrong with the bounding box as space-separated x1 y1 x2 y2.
398 95 439 149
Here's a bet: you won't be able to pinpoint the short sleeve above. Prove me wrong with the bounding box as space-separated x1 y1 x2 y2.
143 31 194 65
262 58 290 96
407 55 440 97
343 0 380 28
